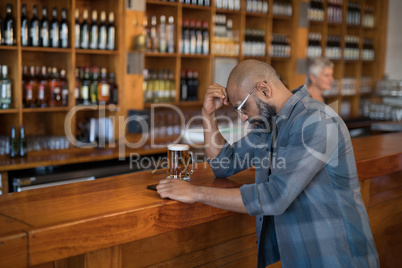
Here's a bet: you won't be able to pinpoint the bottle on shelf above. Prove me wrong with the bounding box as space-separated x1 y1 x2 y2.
108 72 118 104
49 67 61 107
168 70 175 102
150 16 158 52
60 69 69 106
143 69 150 103
90 67 99 104
362 39 375 61
167 16 175 53
189 20 196 54
307 33 322 59
158 15 167 53
9 126 18 158
107 12 116 50
202 21 209 55
4 4 16 46
50 8 60 48
30 5 40 47
60 9 69 48
23 66 36 108
0 13 3 45
134 16 147 51
40 6 50 47
190 70 199 101
74 9 80 48
19 126 27 158
0 65 12 109
98 68 110 105
182 18 190 54
81 67 91 105
180 70 188 101
37 66 48 107
21 4 29 47
80 9 89 49
89 10 98 50
308 0 324 22
273 0 293 16
74 68 81 105
98 11 107 50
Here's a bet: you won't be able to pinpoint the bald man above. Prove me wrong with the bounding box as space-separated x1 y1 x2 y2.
157 60 378 267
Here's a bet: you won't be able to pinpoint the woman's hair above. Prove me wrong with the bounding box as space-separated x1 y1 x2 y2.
307 57 334 85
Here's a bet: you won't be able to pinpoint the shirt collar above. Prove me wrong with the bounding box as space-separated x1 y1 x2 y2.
275 85 309 124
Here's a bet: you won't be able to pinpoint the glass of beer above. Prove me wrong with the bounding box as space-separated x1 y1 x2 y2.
167 144 195 181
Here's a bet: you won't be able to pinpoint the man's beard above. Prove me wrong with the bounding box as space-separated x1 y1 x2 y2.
248 98 277 131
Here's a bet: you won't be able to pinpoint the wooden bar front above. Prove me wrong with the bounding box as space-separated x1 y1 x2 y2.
0 133 401 267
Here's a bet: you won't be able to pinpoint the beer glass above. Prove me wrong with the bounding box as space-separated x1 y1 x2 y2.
167 144 194 181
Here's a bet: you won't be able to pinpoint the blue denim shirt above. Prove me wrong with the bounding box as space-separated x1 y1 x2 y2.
209 86 379 267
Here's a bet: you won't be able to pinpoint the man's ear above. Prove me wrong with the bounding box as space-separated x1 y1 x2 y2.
257 82 271 98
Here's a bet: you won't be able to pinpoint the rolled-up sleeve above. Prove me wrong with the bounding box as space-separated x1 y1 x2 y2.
240 110 342 216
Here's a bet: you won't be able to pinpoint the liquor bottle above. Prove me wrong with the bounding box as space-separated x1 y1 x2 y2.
108 72 118 104
23 66 34 107
60 9 69 48
150 16 158 52
4 4 16 46
180 70 188 101
202 21 209 54
0 65 12 109
40 7 49 47
50 8 59 48
49 67 61 107
163 70 170 102
190 70 199 100
19 126 27 158
158 15 166 53
189 20 196 54
182 19 190 54
89 10 98 49
143 69 150 103
30 5 40 47
74 68 81 104
74 9 80 48
81 67 91 105
154 70 162 103
135 16 147 51
9 126 18 158
98 11 107 50
0 14 3 45
107 12 116 50
145 69 154 103
195 20 202 54
168 70 175 102
80 9 89 49
60 69 69 106
37 66 48 107
166 16 175 53
186 70 194 100
98 68 110 104
90 67 99 104
21 4 29 46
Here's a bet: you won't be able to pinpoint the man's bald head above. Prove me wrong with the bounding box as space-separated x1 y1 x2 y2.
227 60 281 93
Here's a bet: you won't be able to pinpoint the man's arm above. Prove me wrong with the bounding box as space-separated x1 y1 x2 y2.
157 179 248 214
202 84 229 159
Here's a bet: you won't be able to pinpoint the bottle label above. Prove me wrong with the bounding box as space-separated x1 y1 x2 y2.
75 87 79 98
27 85 33 100
5 31 11 45
75 25 80 48
41 28 49 46
54 87 60 94
90 27 98 49
62 88 69 96
81 86 89 100
0 85 7 99
38 85 44 100
101 84 110 96
99 28 107 49
107 28 115 50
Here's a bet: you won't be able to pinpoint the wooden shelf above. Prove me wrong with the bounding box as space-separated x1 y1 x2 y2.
0 109 19 114
76 49 118 55
271 57 291 61
273 15 293 21
21 47 72 53
215 8 241 15
0 46 17 51
22 107 70 113
181 3 212 10
181 54 211 59
245 12 268 18
146 0 178 6
144 52 178 57
213 54 239 58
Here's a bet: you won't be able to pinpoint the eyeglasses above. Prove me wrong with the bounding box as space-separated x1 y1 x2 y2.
235 86 257 115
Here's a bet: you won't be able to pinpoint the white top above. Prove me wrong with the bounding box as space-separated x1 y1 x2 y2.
167 144 189 151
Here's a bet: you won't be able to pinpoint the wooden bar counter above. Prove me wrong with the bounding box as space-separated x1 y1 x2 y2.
0 132 401 268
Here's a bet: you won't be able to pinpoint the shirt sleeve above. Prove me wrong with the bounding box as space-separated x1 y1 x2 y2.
208 131 263 178
240 110 343 216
